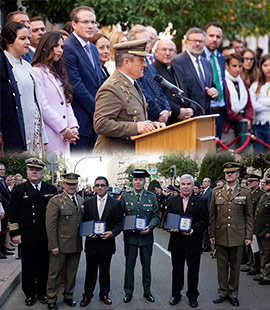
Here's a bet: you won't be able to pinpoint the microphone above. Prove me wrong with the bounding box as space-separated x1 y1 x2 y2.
154 74 184 96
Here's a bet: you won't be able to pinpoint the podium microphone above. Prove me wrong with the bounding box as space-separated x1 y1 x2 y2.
154 74 184 96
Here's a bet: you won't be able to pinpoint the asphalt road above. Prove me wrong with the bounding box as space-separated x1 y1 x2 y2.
2 228 270 310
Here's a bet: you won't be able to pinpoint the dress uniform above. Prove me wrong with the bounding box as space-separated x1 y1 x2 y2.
93 39 151 154
9 158 57 306
209 162 253 306
120 169 160 303
46 173 84 309
253 172 270 285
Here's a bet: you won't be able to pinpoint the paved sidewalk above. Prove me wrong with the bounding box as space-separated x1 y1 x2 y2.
0 248 21 307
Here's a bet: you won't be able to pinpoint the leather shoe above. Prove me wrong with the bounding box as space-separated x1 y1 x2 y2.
37 295 48 304
144 294 155 302
229 298 239 306
258 279 270 285
240 267 250 272
203 246 211 252
80 297 91 307
0 252 7 259
63 298 76 307
169 296 181 305
100 295 112 305
189 299 198 308
247 269 260 276
5 247 15 251
253 275 264 281
48 302 58 309
213 296 227 303
25 296 36 306
1 250 14 256
123 294 132 303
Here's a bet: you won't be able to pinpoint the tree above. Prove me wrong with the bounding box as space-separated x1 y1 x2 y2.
198 152 236 184
22 0 270 43
157 153 198 178
147 179 160 192
240 153 270 177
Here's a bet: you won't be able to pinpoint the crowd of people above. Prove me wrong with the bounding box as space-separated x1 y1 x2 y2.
1 7 269 156
1 157 270 309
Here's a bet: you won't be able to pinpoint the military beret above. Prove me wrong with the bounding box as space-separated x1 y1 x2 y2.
114 39 151 57
194 181 200 187
247 173 261 181
167 185 175 190
174 184 180 189
155 184 162 190
223 162 241 173
25 158 45 169
132 169 150 178
62 173 80 184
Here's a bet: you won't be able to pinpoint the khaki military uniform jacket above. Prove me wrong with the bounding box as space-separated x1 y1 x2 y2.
254 193 270 237
209 184 253 247
93 70 147 153
46 191 84 253
251 187 265 215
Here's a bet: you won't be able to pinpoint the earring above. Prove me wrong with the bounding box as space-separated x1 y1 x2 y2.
9 44 12 47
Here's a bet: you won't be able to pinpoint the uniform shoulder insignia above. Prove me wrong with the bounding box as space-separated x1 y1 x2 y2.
109 77 119 84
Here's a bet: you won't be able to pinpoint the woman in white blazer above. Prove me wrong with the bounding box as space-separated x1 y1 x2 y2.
32 32 79 157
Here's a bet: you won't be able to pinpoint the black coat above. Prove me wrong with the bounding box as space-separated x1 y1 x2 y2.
167 194 208 255
83 195 123 255
0 48 26 152
9 180 57 245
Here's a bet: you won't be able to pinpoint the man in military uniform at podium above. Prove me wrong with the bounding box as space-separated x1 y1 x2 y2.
9 158 57 307
120 169 160 303
209 162 253 307
46 173 84 310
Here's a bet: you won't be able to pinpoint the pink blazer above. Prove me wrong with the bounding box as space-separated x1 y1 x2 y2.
33 66 78 156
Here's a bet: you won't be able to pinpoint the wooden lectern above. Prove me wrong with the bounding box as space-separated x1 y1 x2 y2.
131 115 218 157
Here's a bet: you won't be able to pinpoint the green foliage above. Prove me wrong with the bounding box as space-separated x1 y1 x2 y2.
240 153 270 177
0 152 53 183
22 0 270 42
157 153 198 178
198 152 236 184
147 179 160 192
124 164 136 184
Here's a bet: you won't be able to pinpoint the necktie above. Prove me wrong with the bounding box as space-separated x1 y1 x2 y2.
136 194 140 202
72 195 77 206
134 81 144 105
228 187 232 200
98 198 104 219
233 81 240 100
150 55 154 63
84 44 95 68
195 58 206 86
35 184 39 191
210 53 223 101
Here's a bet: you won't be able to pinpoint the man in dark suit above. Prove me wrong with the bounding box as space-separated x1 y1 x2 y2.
166 174 208 308
128 25 172 123
209 162 253 307
80 176 122 307
202 177 213 251
174 28 218 115
9 158 57 307
46 173 84 310
120 169 160 303
201 22 228 139
0 163 12 259
63 6 103 151
153 39 194 124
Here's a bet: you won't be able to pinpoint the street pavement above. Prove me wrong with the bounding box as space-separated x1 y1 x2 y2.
1 228 270 310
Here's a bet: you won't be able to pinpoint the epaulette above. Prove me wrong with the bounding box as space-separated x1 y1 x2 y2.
110 77 120 85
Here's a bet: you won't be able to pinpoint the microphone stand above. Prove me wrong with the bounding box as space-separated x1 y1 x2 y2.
174 92 205 116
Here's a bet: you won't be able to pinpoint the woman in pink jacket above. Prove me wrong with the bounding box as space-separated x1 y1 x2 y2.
32 32 79 157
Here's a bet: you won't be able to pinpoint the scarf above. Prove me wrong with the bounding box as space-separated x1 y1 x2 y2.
225 70 248 114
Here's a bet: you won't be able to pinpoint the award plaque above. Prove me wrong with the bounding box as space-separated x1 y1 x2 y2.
93 221 106 235
179 217 192 232
135 216 147 230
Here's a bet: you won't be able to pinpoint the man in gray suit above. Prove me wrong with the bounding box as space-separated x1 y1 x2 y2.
209 162 253 307
46 173 84 310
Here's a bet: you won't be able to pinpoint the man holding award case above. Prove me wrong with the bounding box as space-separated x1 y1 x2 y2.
121 169 160 303
166 174 208 308
79 176 122 307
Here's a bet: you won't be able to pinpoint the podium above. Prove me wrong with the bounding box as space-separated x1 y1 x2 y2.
131 115 218 156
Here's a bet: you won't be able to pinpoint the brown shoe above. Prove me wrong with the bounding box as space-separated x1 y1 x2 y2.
100 295 112 305
80 297 91 307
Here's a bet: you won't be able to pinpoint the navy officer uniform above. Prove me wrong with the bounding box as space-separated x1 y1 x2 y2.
9 158 57 307
120 169 160 303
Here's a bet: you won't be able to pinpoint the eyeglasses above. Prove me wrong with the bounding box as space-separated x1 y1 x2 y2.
76 20 97 26
158 48 175 52
243 57 255 61
187 39 204 44
94 184 106 188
